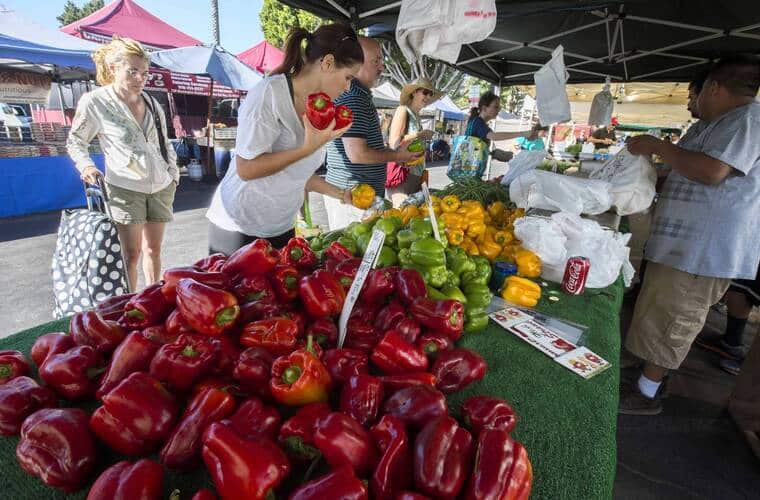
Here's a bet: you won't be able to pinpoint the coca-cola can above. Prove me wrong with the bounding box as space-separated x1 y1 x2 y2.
562 257 590 295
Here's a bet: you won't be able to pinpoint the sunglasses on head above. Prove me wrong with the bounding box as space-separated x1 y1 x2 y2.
419 89 434 97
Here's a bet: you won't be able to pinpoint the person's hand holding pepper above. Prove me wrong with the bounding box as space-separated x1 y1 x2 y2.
626 134 665 156
396 137 424 165
302 115 351 154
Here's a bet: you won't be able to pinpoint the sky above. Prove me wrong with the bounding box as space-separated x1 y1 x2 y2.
1 0 265 53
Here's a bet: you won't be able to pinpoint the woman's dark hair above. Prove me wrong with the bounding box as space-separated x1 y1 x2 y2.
272 24 363 76
469 91 500 119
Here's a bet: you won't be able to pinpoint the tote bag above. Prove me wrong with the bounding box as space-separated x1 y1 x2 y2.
447 119 489 181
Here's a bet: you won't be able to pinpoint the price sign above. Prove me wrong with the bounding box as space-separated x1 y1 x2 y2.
337 229 386 348
421 182 442 243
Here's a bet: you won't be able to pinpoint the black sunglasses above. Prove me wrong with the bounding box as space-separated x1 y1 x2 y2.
419 89 434 97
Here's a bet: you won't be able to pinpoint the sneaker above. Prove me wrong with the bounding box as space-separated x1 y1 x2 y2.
719 358 742 376
694 336 745 360
618 380 663 416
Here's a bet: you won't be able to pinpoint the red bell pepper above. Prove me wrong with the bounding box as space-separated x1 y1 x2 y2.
371 330 428 375
278 402 331 461
382 384 448 429
95 293 135 321
380 372 437 395
361 268 396 303
222 396 281 441
374 301 406 332
162 267 231 304
350 300 380 324
121 283 173 329
395 317 421 344
395 268 427 306
414 416 474 499
233 346 274 394
306 92 335 130
344 318 380 352
340 374 384 427
30 332 74 367
69 310 126 355
0 376 57 435
191 489 217 500
280 237 318 270
161 385 237 469
333 257 361 291
90 372 179 455
143 324 179 345
324 240 354 262
222 238 280 278
334 104 354 129
464 429 533 500
194 252 227 272
17 408 97 492
416 330 453 359
409 298 464 341
299 270 345 318
191 377 245 399
370 414 412 500
313 411 377 475
87 459 164 500
290 465 368 500
432 348 487 394
307 318 338 347
39 345 102 400
323 348 368 386
279 309 306 337
270 336 331 406
240 318 299 356
213 333 242 377
462 396 518 437
0 350 29 384
96 330 161 400
201 422 290 500
165 309 195 336
271 265 301 302
232 273 275 304
396 493 431 500
150 334 221 392
176 278 240 336
239 300 284 324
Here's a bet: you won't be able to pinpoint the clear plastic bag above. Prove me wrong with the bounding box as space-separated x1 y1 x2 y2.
533 45 571 126
590 147 656 215
509 170 612 215
500 150 548 186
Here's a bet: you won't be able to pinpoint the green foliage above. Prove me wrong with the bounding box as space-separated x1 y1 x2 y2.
259 0 322 49
451 76 526 114
56 0 104 26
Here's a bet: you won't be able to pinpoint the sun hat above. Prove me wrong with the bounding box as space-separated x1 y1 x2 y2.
400 78 443 106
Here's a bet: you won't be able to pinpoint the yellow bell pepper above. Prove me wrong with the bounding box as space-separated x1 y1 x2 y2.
456 205 485 222
493 230 514 246
440 195 461 213
499 244 521 263
487 202 506 218
466 221 486 239
501 276 541 307
383 208 403 219
460 238 479 256
430 195 441 205
400 205 420 224
446 228 464 246
478 240 502 261
515 249 542 278
350 183 375 209
483 213 492 225
440 212 466 231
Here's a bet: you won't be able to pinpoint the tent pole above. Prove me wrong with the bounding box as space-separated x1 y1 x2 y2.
56 83 68 126
207 79 214 178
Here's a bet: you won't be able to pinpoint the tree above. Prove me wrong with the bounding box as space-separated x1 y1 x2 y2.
56 0 104 26
451 76 526 114
381 40 465 95
259 0 322 49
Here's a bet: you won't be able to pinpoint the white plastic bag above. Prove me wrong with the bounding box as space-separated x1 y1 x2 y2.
533 45 571 126
588 81 614 126
500 150 548 186
513 216 567 266
589 147 656 215
509 169 612 215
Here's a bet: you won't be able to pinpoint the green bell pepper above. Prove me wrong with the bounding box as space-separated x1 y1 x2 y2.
373 218 399 248
309 236 324 252
376 246 398 267
398 248 413 267
424 265 449 289
462 256 492 286
337 236 357 256
355 233 371 257
410 238 446 268
409 217 433 238
446 247 476 277
396 229 422 249
464 308 489 333
463 283 492 310
322 229 344 246
442 270 460 290
441 286 467 305
426 286 447 300
345 221 371 242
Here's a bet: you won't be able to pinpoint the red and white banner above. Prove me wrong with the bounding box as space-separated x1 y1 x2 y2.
144 68 242 98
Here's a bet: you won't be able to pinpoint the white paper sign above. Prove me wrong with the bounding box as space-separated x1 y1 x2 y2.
421 182 442 243
337 229 386 348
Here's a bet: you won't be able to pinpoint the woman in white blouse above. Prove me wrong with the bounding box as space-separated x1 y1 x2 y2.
68 37 178 290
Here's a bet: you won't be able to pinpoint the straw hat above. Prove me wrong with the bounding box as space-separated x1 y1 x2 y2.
400 78 443 106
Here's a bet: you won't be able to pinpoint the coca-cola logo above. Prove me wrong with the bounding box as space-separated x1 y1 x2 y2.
565 262 584 291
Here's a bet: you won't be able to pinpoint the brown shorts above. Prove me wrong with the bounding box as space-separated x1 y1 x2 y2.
625 261 731 370
106 182 176 225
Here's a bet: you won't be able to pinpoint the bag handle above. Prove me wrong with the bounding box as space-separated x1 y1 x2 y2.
142 92 170 164
83 175 114 220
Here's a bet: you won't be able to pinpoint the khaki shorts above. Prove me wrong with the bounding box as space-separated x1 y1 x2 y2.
106 182 176 225
625 261 730 370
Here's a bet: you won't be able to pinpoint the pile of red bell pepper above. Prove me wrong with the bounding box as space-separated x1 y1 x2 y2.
1 236 533 499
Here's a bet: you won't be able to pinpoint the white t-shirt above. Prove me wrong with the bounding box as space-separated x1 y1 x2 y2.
206 74 325 237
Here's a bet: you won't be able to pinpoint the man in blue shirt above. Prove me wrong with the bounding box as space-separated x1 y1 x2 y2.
620 55 760 416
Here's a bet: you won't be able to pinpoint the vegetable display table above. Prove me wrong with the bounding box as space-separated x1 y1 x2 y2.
0 278 622 499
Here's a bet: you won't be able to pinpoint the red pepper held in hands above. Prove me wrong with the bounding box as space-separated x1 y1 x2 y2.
0 376 57 435
340 374 384 427
150 334 220 392
86 459 164 500
334 104 353 129
371 330 428 375
39 345 102 400
232 273 275 304
240 318 299 356
222 396 281 441
201 422 291 500
370 415 413 500
161 385 237 469
222 238 279 278
279 402 331 461
70 311 126 355
121 283 173 329
462 395 518 437
270 335 331 406
410 297 464 341
0 350 29 384
395 268 427 306
30 332 74 367
96 330 161 399
176 278 240 336
299 270 345 318
323 348 368 386
90 372 179 455
464 429 533 500
383 384 448 429
414 416 474 499
233 346 275 394
17 408 97 493
432 348 488 394
270 265 300 302
290 465 368 500
280 237 318 270
162 267 231 304
306 92 335 130
314 411 377 475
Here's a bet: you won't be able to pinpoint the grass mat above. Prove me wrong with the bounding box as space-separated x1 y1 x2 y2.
0 278 622 499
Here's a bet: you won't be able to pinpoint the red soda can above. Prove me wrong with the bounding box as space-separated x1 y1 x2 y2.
562 257 589 295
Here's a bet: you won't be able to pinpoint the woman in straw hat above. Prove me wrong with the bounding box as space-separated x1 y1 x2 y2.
385 78 442 206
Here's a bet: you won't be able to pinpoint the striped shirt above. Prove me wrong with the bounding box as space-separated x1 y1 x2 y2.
326 79 387 196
